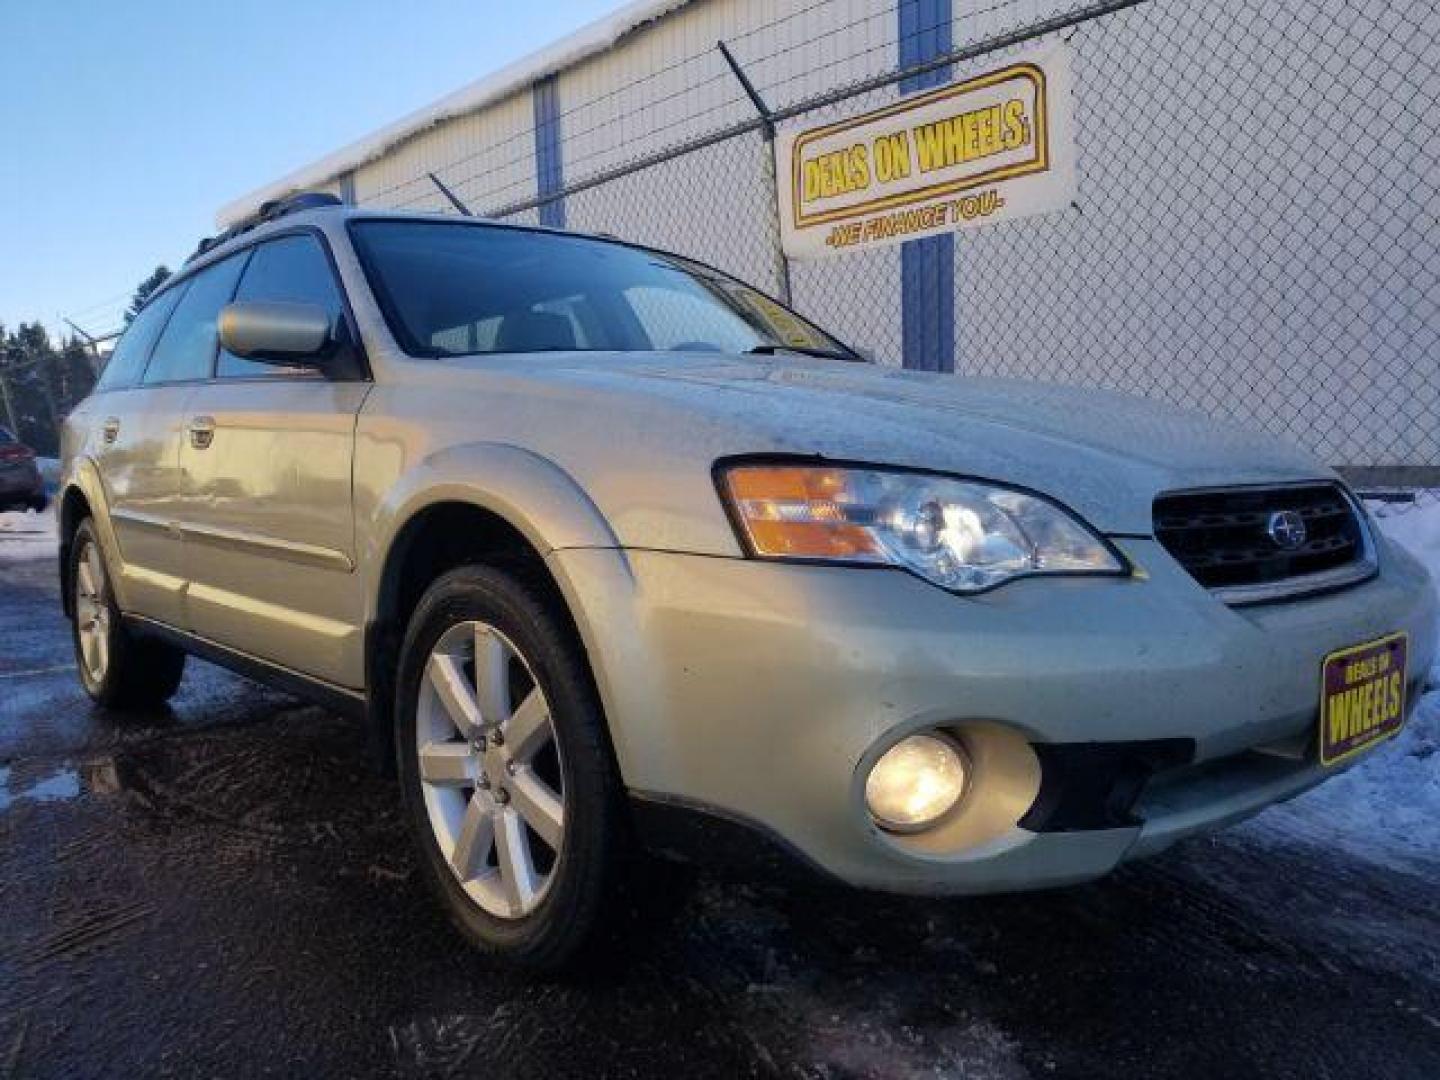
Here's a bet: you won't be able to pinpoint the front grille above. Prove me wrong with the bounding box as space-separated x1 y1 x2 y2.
1153 483 1368 597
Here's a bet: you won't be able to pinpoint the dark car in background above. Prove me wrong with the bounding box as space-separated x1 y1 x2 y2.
0 427 47 512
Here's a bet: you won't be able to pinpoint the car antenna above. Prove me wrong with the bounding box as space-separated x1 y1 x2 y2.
428 172 473 216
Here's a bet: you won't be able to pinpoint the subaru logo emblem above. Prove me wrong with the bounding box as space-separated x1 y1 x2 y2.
1267 509 1307 550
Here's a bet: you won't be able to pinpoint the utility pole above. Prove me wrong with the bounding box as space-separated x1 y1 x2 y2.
0 361 18 436
34 353 60 445
62 318 111 376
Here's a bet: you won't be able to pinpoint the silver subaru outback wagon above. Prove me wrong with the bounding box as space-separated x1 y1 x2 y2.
59 194 1436 968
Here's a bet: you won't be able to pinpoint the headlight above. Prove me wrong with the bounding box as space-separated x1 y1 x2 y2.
719 463 1125 593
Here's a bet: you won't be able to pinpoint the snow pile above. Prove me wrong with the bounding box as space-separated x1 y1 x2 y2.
1256 497 1440 870
1372 494 1440 564
0 507 58 563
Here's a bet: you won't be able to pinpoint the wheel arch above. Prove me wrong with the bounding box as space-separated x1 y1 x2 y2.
362 444 624 773
57 460 116 620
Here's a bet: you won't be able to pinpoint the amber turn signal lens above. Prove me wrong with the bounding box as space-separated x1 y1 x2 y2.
722 465 879 559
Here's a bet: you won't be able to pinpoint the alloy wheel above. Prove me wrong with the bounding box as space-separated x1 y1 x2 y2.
415 620 567 919
74 539 110 683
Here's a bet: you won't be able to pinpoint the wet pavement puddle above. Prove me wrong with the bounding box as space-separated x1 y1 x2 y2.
0 764 80 810
0 757 123 811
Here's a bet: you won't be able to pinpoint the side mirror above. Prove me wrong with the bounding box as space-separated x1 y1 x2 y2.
217 301 331 364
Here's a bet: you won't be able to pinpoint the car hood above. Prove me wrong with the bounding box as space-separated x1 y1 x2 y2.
416 351 1335 542
516 352 1330 536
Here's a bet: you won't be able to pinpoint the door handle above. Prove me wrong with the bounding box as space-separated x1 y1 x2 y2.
188 415 216 450
101 417 120 444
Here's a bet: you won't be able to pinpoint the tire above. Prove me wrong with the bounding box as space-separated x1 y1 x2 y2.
29 494 49 513
395 564 626 970
70 518 186 709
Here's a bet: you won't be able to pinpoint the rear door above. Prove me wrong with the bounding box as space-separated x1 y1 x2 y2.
97 255 246 626
176 232 370 687
85 286 182 622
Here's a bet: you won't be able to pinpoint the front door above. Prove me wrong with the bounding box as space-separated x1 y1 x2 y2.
175 232 370 687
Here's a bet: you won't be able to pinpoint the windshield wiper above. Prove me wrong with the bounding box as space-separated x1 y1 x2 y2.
745 343 866 363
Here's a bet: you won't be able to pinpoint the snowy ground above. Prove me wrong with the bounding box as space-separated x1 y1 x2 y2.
0 457 58 556
0 505 57 563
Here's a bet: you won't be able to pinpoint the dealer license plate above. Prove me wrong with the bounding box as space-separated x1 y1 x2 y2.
1319 632 1408 766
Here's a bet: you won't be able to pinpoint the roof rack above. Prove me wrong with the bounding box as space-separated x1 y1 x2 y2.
186 191 343 264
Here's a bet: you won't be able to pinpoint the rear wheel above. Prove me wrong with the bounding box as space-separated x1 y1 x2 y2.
396 565 625 970
70 518 186 708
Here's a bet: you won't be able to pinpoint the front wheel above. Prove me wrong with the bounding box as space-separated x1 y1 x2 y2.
70 518 186 709
395 565 626 970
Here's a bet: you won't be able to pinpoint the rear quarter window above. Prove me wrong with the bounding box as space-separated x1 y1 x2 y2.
94 286 184 392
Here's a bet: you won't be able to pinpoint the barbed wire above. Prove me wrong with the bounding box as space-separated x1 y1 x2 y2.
365 0 1057 211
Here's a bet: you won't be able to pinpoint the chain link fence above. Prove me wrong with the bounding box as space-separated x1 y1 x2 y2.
362 0 1432 513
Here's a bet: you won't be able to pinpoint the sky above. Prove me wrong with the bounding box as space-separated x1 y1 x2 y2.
0 0 623 341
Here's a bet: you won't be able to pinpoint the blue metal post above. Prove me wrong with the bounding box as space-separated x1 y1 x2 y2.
533 74 566 228
898 0 955 372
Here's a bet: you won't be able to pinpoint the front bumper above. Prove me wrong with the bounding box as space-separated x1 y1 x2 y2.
549 535 1435 893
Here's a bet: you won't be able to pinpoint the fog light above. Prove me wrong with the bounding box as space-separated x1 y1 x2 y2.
865 733 968 833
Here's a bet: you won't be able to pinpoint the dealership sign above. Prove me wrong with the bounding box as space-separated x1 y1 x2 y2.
775 45 1077 260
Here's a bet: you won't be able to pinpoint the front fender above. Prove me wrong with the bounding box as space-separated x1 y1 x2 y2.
360 441 620 625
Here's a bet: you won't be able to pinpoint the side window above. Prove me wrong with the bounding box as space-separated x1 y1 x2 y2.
623 285 758 353
143 255 247 385
94 286 184 392
218 234 345 378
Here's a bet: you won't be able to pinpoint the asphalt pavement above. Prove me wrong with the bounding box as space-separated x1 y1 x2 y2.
2 550 1438 1079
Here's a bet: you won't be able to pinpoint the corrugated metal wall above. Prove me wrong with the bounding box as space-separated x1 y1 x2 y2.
268 0 1436 471
350 91 537 215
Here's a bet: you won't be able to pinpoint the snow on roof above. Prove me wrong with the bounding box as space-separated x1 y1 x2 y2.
216 0 695 227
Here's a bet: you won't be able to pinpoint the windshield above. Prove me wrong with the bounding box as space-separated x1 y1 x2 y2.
349 219 856 360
